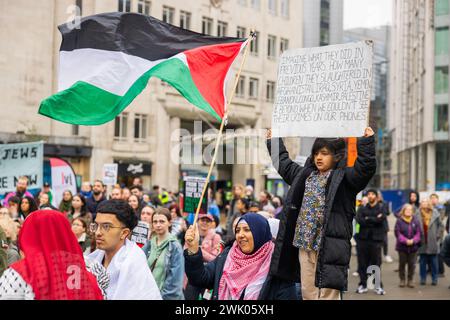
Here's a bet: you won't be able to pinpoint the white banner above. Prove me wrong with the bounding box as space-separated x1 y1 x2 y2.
0 141 43 194
50 158 77 209
272 41 373 138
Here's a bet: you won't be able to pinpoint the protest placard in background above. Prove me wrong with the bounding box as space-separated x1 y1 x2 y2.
102 163 118 186
0 141 43 194
131 221 150 248
183 176 208 224
272 41 373 138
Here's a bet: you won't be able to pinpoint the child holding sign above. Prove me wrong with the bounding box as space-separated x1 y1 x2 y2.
266 127 376 300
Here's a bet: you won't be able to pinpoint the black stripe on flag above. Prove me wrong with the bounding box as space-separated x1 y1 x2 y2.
59 12 246 61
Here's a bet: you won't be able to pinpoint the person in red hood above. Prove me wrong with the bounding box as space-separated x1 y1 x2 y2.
0 210 104 300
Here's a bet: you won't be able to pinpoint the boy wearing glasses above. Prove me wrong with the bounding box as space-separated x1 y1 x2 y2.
88 200 161 300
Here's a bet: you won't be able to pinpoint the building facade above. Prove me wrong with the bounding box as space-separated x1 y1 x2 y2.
302 0 344 48
389 0 450 191
344 26 391 189
0 0 302 193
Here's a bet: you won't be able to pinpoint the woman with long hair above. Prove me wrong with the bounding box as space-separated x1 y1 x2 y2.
142 208 184 300
18 196 38 220
416 200 444 286
128 194 143 219
68 193 93 226
71 217 92 255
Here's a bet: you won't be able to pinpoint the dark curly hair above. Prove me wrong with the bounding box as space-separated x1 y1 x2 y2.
311 138 346 164
96 199 138 230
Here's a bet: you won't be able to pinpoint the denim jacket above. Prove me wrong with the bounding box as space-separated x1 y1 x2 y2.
142 239 185 300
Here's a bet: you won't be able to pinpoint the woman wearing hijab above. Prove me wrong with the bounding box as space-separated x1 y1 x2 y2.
184 213 297 300
0 210 105 300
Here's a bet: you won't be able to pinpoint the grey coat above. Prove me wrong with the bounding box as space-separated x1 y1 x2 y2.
416 209 444 255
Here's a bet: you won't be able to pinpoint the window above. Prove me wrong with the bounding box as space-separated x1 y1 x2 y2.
137 0 151 15
320 0 330 46
249 78 259 98
217 21 228 37
118 0 131 12
236 76 245 97
202 17 213 35
251 0 261 10
72 125 79 136
281 0 289 18
320 28 330 46
435 27 449 56
280 38 289 53
266 81 276 102
76 0 83 15
162 6 175 24
114 113 128 140
436 0 450 16
250 31 259 55
268 0 277 15
435 66 449 94
180 11 191 30
436 143 450 190
134 114 148 142
238 0 247 5
267 35 277 58
434 104 449 132
237 26 247 39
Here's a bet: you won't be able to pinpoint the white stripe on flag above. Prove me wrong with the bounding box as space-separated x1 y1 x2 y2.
58 48 186 96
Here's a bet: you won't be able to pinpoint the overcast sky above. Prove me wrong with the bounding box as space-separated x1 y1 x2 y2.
344 0 392 30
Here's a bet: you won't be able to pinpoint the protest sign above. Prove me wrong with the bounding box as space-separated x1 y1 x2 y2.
50 158 77 208
131 221 150 248
102 163 118 186
272 41 373 137
183 177 208 218
0 141 43 194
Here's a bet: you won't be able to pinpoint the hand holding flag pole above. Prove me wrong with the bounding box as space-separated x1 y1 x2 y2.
189 32 255 235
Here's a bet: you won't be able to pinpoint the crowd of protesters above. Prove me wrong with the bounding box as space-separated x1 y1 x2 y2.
353 190 450 294
0 126 449 300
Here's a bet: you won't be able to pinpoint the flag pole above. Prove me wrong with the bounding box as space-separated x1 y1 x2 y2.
191 32 254 231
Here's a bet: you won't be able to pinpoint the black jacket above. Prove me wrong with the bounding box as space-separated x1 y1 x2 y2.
184 247 297 300
356 202 388 242
86 195 107 220
266 136 376 291
441 234 450 267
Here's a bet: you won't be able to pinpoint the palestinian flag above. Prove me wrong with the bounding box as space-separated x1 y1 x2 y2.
39 12 247 125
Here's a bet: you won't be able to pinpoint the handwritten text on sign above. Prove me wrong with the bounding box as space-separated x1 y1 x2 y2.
272 41 373 137
0 141 43 193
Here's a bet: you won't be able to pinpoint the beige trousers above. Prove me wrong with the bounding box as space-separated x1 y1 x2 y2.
299 249 341 300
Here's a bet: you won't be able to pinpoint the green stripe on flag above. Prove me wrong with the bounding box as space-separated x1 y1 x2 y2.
39 58 221 125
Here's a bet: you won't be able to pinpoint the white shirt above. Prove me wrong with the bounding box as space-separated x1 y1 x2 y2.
88 239 162 300
0 269 35 300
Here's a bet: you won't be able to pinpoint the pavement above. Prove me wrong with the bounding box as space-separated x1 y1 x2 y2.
344 214 450 300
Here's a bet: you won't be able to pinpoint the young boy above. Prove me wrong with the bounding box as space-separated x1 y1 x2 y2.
266 127 376 300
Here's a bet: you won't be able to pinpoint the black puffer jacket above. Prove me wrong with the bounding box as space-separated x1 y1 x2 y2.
356 202 388 242
266 136 376 291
